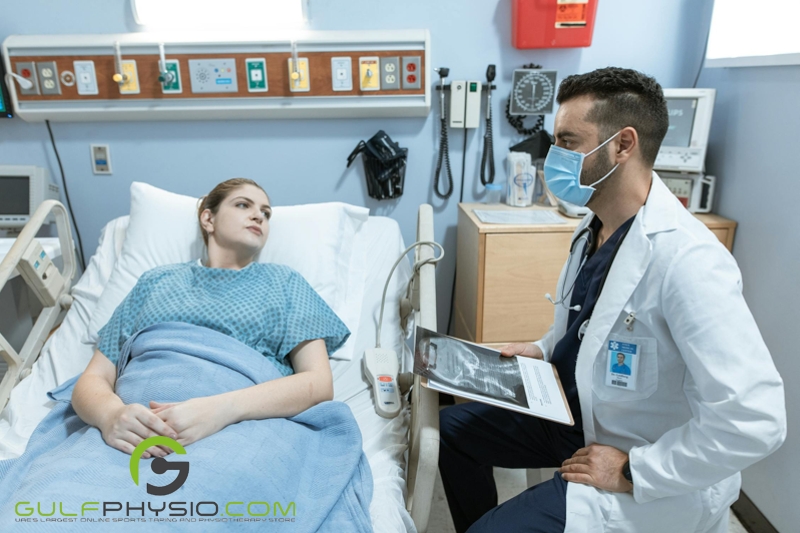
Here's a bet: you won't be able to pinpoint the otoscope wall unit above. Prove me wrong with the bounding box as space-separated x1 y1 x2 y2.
2 31 430 122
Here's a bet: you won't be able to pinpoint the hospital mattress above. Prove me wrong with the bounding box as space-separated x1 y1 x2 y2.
0 214 416 533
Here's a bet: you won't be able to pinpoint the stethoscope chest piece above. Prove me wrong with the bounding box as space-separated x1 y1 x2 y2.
578 319 590 341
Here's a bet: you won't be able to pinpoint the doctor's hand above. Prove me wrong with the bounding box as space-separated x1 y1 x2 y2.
149 397 231 450
560 443 633 493
99 403 178 459
499 343 543 360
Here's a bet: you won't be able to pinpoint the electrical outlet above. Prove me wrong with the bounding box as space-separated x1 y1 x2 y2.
402 56 421 90
91 144 112 174
331 57 352 92
15 62 40 95
380 57 400 90
36 61 61 96
73 60 98 95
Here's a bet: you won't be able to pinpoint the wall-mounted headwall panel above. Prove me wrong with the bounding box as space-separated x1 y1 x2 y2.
2 30 430 122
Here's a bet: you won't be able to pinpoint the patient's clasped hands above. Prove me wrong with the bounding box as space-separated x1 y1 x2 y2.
98 396 231 459
150 396 231 452
99 403 179 459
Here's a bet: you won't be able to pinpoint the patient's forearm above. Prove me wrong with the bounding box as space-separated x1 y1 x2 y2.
72 374 124 430
223 371 333 424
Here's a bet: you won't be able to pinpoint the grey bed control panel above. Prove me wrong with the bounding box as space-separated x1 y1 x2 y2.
189 59 238 94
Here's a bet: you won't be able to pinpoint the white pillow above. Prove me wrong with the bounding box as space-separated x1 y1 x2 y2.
84 182 368 361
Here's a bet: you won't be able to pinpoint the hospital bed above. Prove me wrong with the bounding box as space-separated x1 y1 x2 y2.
0 193 440 533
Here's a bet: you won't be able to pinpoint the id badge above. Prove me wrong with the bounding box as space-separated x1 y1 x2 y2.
605 340 638 391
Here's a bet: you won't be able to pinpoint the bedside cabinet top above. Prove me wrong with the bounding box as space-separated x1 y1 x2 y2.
459 203 582 234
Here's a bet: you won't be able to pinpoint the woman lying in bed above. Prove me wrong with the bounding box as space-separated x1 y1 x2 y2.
72 178 350 460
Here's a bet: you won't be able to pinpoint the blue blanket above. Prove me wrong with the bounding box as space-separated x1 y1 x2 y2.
0 322 373 532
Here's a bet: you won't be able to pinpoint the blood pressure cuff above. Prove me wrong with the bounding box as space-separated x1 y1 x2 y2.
347 130 407 200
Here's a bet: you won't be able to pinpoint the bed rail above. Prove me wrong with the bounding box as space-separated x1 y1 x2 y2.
0 200 77 412
406 204 439 533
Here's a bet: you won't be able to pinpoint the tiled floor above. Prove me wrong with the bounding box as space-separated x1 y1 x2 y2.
428 467 749 533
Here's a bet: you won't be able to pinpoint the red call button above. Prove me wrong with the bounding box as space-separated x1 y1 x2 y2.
378 376 393 382
406 74 417 84
21 68 31 78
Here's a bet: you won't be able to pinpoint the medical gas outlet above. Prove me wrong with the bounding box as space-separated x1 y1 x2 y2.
287 58 310 92
359 57 380 91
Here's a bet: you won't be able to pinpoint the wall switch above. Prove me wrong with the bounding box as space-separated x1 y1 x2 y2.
331 57 352 92
36 61 61 96
91 144 112 174
401 56 421 89
380 57 400 90
245 58 268 93
15 61 40 95
359 56 380 91
73 60 99 95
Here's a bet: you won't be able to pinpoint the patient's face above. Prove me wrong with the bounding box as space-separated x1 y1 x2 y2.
206 184 271 256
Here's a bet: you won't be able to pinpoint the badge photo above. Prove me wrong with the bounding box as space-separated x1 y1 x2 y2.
605 339 638 391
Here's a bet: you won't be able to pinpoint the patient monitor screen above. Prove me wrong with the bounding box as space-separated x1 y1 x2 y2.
0 176 29 214
663 98 698 147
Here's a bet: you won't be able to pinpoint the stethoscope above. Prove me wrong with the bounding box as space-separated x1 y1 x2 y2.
545 217 634 314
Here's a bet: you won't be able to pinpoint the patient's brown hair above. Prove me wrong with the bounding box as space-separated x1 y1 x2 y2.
197 178 269 246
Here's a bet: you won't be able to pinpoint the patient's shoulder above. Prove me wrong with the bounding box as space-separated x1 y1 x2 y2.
137 262 192 283
254 262 298 279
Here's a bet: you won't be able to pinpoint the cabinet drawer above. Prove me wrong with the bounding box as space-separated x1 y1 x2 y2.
482 232 572 342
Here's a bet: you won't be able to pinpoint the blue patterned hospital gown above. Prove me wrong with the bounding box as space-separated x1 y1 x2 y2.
97 261 350 376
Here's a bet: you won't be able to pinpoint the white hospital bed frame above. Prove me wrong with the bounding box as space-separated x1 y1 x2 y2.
0 201 440 533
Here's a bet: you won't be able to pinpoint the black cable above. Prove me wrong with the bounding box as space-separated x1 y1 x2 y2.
692 14 712 88
480 64 496 186
458 127 468 203
433 114 454 199
45 120 86 272
505 99 545 136
480 113 494 185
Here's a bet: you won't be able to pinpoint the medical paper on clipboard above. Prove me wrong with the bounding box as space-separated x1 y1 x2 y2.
473 209 566 225
413 326 574 425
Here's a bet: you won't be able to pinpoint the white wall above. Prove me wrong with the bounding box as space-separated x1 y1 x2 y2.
0 0 706 329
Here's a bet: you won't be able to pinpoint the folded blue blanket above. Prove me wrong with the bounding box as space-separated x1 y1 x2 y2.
0 322 373 532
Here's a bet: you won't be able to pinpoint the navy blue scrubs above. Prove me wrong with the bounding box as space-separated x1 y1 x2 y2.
439 214 636 533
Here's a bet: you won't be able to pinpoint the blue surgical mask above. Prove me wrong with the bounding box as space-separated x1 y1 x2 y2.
543 131 621 206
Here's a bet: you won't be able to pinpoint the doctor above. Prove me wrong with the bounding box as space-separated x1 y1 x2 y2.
438 67 786 533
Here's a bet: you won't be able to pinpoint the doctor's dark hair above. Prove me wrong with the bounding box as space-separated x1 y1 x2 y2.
556 67 669 167
197 178 270 246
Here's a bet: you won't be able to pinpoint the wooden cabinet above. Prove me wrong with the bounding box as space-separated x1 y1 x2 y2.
453 204 737 345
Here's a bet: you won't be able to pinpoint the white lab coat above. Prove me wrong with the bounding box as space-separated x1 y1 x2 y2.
533 173 786 533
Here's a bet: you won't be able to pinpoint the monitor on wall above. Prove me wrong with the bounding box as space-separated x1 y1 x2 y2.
0 55 13 118
654 89 716 174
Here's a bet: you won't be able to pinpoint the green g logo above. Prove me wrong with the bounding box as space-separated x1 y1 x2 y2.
130 436 189 496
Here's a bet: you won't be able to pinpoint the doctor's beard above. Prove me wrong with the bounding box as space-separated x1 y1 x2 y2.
580 145 617 202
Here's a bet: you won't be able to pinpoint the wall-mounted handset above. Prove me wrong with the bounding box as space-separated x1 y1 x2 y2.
480 64 496 186
112 41 129 85
433 67 454 199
